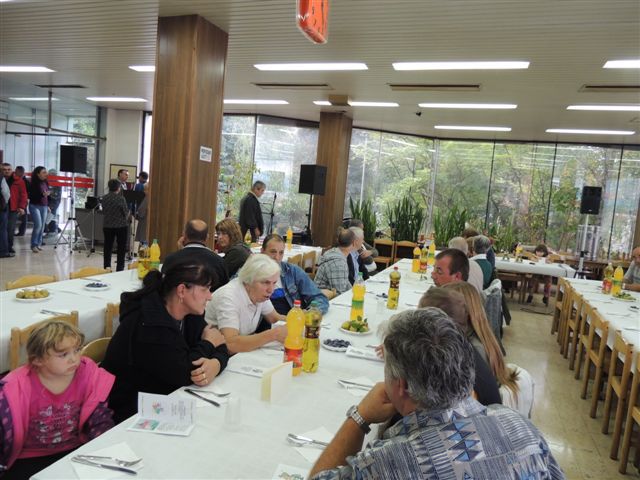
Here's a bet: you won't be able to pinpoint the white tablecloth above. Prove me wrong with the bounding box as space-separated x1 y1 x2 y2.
0 270 140 372
33 259 432 479
495 258 576 277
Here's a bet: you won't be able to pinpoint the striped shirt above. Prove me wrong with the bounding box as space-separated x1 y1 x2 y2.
312 397 564 480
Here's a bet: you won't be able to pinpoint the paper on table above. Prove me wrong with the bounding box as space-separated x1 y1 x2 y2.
272 463 309 480
293 426 333 464
70 442 143 479
346 346 383 363
261 361 292 403
225 364 266 378
127 392 195 436
339 376 376 398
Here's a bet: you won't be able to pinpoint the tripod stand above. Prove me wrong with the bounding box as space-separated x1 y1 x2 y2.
263 192 277 235
54 174 88 254
303 193 314 246
574 214 590 279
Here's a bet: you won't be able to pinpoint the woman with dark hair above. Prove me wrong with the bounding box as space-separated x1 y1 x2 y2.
101 179 130 271
215 218 251 278
101 249 230 423
28 166 50 253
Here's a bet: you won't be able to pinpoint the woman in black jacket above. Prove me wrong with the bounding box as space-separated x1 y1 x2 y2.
28 166 50 253
102 248 230 423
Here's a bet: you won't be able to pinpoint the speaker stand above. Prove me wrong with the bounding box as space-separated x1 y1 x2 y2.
54 174 88 254
303 193 314 246
574 214 589 279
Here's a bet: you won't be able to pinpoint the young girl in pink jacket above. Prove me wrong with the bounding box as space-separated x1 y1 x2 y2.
0 320 115 478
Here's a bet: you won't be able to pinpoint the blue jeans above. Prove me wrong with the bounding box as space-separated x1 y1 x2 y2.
30 204 48 248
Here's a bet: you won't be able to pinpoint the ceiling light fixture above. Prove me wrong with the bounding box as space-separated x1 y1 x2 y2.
313 100 332 106
0 66 55 72
567 104 640 112
434 125 512 132
129 65 155 72
224 99 289 105
546 128 635 135
254 63 367 71
86 97 147 102
603 60 640 69
10 97 59 101
348 101 399 107
393 61 529 71
419 103 517 109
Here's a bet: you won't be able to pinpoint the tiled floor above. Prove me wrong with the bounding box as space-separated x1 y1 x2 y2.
1 233 639 479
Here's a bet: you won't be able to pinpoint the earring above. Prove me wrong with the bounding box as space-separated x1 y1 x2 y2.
179 297 183 304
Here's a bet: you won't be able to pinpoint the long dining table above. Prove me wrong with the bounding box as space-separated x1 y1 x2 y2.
33 259 433 479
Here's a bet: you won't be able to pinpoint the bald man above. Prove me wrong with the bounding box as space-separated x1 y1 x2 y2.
623 246 640 292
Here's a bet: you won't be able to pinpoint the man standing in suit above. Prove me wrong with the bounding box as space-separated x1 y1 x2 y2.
117 169 130 191
238 180 265 242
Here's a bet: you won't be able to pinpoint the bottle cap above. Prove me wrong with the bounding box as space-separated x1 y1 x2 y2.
394 266 399 270
293 300 302 307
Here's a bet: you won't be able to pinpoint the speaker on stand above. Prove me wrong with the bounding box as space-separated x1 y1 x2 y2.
575 186 602 278
298 165 327 246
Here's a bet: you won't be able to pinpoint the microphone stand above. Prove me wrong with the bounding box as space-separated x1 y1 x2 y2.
264 192 277 235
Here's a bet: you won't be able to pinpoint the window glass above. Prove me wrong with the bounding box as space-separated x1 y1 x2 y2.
611 147 640 257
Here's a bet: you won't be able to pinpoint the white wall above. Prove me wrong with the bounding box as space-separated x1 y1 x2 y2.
100 108 143 194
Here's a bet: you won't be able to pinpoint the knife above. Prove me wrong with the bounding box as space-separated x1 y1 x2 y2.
71 456 137 475
184 388 220 407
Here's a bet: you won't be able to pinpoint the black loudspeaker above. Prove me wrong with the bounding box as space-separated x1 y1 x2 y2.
580 186 602 214
298 164 327 195
60 145 88 174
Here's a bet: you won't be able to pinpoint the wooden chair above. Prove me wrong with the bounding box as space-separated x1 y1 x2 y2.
619 352 640 474
602 331 634 460
497 270 527 302
81 337 111 364
105 303 120 337
128 261 139 270
393 240 417 263
302 251 317 279
561 289 584 369
547 253 564 263
555 279 575 344
520 251 538 260
69 266 111 279
373 239 394 269
5 274 58 291
575 307 609 418
287 253 302 268
9 311 79 370
551 278 567 337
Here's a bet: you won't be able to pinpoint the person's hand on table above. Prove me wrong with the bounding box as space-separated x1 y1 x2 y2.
271 325 288 343
191 357 221 386
374 344 384 359
359 249 373 260
202 325 226 347
357 383 397 425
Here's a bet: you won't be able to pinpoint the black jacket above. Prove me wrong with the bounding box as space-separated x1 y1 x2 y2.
238 192 263 237
101 290 230 423
223 243 251 278
163 244 229 289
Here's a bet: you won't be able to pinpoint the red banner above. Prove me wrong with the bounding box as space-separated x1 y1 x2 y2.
25 174 95 189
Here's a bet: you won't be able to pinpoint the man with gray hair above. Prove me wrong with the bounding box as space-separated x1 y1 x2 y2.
472 235 495 289
347 226 371 283
239 180 266 242
310 308 563 480
448 236 484 293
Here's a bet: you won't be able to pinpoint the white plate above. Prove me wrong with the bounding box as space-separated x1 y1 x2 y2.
14 294 52 303
322 340 351 352
339 327 373 336
83 283 110 291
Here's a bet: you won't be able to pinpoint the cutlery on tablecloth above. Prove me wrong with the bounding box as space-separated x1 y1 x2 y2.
75 455 142 467
71 456 137 475
40 309 69 316
331 303 351 308
286 433 329 448
337 379 375 389
624 328 640 332
184 388 220 407
188 389 230 398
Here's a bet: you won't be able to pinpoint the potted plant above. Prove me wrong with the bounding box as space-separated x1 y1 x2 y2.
349 197 377 245
433 205 469 248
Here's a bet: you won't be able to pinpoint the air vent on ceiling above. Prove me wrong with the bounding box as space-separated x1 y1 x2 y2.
579 84 640 93
388 84 481 92
34 84 87 89
252 83 332 90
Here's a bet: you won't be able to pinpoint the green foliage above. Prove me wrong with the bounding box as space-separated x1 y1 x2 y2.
487 222 517 253
433 205 469 248
349 197 377 245
385 194 425 242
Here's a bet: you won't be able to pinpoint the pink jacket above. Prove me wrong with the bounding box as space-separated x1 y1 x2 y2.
0 357 115 470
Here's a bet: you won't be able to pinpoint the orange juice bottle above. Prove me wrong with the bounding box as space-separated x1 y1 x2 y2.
611 266 624 297
284 300 305 376
411 246 421 273
387 266 401 309
286 227 293 251
427 236 436 267
149 239 161 271
350 273 366 321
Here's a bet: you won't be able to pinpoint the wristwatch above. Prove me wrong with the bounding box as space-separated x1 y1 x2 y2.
346 405 370 433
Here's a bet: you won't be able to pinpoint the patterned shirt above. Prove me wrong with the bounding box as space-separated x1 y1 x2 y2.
312 397 564 480
314 248 351 295
101 191 129 228
623 261 640 285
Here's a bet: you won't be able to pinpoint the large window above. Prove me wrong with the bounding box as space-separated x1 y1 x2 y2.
611 147 640 256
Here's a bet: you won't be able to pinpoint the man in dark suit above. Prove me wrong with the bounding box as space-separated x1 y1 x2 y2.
238 180 265 242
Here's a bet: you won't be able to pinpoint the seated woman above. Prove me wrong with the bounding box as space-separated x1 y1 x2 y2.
527 243 552 305
215 218 251 278
102 249 230 423
0 321 114 478
205 254 287 354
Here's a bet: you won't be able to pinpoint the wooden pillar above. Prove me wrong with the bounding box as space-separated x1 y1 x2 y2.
311 112 353 247
147 15 227 256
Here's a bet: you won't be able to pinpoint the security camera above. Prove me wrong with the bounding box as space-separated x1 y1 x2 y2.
415 111 422 117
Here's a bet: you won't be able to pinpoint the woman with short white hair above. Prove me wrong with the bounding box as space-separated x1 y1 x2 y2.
205 254 287 353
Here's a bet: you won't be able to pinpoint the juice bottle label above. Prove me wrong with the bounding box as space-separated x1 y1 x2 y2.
284 347 303 373
305 326 320 339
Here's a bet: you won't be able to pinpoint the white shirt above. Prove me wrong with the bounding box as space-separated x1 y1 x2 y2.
205 278 274 335
468 259 485 294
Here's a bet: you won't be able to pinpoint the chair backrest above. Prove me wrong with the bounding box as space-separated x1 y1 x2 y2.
69 266 111 279
9 311 79 370
547 253 564 263
499 363 535 418
608 330 634 385
302 251 317 274
287 253 302 267
585 308 609 357
105 302 120 337
6 274 58 291
373 239 395 259
394 240 417 261
483 278 503 341
81 337 111 364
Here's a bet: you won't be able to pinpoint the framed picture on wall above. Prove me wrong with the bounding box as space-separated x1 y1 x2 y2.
108 164 138 187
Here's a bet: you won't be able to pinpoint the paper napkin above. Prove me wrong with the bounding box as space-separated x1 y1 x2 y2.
70 442 143 479
293 426 333 463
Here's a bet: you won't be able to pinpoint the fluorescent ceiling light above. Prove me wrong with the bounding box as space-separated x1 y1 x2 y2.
254 63 367 71
393 61 529 71
434 125 512 132
224 99 288 105
603 60 640 69
129 65 155 72
10 97 59 101
567 104 640 112
313 100 332 106
0 65 55 72
348 101 399 107
546 128 635 135
86 96 147 102
419 102 517 109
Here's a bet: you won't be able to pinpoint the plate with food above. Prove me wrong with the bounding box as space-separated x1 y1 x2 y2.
613 292 637 302
339 319 372 336
14 288 52 302
84 281 110 291
322 338 352 352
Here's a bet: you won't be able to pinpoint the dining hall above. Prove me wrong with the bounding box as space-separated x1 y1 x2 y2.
1 1 639 478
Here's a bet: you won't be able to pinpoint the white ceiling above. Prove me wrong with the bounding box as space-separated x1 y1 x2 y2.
1 0 639 145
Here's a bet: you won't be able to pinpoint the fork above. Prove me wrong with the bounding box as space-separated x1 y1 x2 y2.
286 433 329 448
193 389 231 398
75 454 142 467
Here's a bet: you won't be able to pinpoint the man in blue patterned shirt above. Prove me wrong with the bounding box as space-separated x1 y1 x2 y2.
310 308 564 480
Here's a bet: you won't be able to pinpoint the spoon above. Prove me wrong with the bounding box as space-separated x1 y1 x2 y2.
286 433 329 448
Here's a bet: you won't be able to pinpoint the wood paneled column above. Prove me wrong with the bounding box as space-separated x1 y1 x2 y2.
311 112 353 247
148 15 227 256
